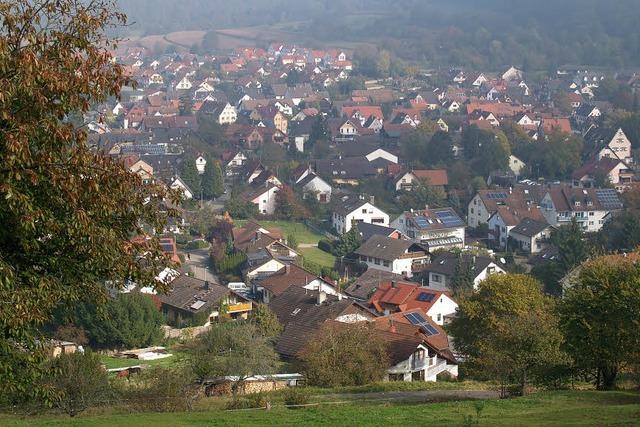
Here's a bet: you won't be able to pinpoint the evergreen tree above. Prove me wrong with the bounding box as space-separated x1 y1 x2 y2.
180 158 201 196
334 226 362 257
179 92 193 115
201 159 224 199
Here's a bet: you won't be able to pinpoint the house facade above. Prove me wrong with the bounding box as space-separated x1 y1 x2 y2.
355 235 430 278
332 196 389 234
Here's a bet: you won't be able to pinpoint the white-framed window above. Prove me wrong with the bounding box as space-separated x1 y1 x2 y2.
432 274 442 283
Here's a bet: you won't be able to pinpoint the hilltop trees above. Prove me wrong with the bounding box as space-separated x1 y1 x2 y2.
0 0 175 400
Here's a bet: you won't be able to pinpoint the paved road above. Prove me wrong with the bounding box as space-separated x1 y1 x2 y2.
183 247 219 283
324 390 499 404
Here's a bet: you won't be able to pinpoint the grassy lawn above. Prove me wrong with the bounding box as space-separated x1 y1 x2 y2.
300 247 336 269
236 220 325 245
2 391 639 426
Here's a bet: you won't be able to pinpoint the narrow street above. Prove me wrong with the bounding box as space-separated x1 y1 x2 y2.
183 247 220 284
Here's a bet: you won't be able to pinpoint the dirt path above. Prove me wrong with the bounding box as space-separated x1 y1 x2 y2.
322 390 499 404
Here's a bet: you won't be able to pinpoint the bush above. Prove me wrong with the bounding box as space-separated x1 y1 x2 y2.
318 239 333 253
174 234 189 245
225 392 269 410
45 351 112 417
125 367 198 413
185 239 209 250
283 387 310 408
76 293 163 349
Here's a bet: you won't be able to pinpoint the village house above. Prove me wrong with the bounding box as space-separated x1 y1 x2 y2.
355 235 430 278
169 176 194 200
269 288 374 360
391 208 465 252
539 186 623 232
221 150 249 176
292 165 332 203
242 183 281 215
509 218 555 254
257 263 341 304
584 127 634 164
373 313 458 382
332 195 389 234
158 275 252 327
367 281 458 325
572 157 634 192
487 205 547 251
394 170 449 192
424 252 506 291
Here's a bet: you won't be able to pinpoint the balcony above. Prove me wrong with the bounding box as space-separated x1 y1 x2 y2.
226 302 252 314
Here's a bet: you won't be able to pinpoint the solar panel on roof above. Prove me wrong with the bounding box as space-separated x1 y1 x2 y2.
404 312 440 336
417 292 436 302
423 324 439 336
487 192 508 200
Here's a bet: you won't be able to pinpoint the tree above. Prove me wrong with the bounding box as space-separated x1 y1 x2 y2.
197 112 224 144
544 134 583 179
180 158 201 196
448 274 567 396
560 255 640 390
550 218 590 274
224 198 259 220
450 255 475 297
274 186 308 220
179 92 193 116
300 322 389 387
75 293 163 349
201 160 224 200
249 304 282 339
287 233 299 250
45 351 111 417
333 227 362 257
598 210 640 252
0 0 175 400
186 322 279 394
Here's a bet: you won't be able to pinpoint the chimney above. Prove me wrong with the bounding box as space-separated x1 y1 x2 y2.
317 291 327 305
285 264 291 274
369 195 375 205
389 318 396 333
472 256 477 266
509 187 513 194
391 280 396 288
425 204 429 211
338 293 343 301
204 281 210 290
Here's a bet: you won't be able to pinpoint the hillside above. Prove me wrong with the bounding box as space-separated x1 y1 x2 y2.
116 0 640 70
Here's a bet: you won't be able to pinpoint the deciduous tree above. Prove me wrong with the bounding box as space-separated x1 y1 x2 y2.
301 322 389 387
448 274 567 396
560 255 640 390
0 0 175 400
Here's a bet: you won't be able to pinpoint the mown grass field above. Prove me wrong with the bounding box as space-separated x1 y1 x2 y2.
236 220 337 269
300 247 337 269
2 391 639 426
99 352 186 370
235 220 325 245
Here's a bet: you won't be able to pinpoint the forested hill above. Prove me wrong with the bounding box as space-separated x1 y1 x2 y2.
117 0 640 70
